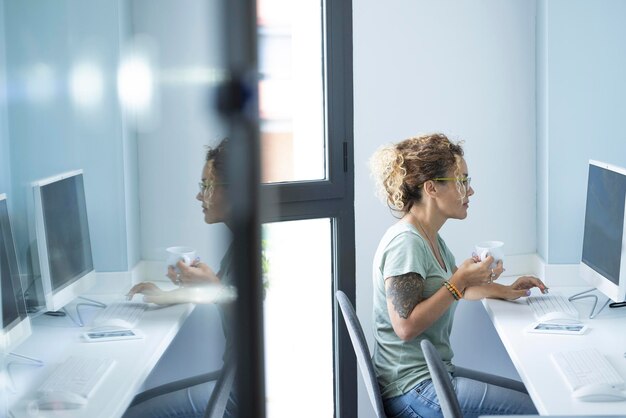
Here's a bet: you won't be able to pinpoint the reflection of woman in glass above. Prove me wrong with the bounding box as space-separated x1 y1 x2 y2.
369 133 546 418
127 139 234 302
123 138 237 418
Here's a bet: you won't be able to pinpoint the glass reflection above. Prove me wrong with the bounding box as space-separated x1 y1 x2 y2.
124 138 238 418
1 1 238 417
69 61 104 109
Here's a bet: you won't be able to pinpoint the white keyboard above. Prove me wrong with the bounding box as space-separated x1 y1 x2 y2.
91 301 147 329
38 355 115 399
526 292 580 322
552 348 624 390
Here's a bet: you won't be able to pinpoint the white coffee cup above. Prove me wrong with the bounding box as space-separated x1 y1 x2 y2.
166 246 197 272
474 241 504 269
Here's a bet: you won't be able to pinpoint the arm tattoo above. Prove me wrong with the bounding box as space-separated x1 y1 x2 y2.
386 272 425 319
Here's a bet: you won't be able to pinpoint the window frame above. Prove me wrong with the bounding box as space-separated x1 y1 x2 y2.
258 0 356 416
225 0 355 415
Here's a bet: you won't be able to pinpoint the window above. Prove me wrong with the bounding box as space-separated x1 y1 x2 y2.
256 0 355 416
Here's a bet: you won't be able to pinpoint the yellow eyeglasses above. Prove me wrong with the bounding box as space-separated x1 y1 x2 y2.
432 177 472 191
198 180 226 196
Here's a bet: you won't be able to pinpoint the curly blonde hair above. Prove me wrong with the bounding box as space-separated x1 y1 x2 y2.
202 138 229 203
369 133 465 213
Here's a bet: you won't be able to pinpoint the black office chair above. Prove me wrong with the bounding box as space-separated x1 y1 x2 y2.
204 361 235 418
421 338 529 418
336 290 529 418
420 339 463 418
126 361 235 418
335 290 387 418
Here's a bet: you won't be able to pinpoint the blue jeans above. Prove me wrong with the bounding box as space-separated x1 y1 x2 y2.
383 375 537 418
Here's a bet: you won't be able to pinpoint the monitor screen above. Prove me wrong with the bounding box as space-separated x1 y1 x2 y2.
0 194 31 352
580 160 626 302
33 170 96 311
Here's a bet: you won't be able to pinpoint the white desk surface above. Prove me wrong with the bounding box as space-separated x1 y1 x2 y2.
482 283 626 415
5 294 193 418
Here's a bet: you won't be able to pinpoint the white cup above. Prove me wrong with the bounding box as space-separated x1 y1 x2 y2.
166 246 197 272
474 241 504 269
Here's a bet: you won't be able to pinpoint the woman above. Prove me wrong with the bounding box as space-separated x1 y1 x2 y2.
369 133 545 418
124 138 237 418
126 139 235 304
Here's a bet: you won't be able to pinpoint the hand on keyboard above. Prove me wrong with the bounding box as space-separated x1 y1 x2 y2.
510 276 549 295
498 276 550 300
126 282 167 303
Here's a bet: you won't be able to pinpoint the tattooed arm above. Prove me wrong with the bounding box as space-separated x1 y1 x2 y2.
386 272 425 319
385 272 461 341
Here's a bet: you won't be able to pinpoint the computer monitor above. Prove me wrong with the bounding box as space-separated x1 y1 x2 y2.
0 194 32 352
32 170 96 312
579 160 626 303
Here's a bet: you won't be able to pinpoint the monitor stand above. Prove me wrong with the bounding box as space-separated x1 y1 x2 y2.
56 297 107 327
2 352 44 394
569 288 611 319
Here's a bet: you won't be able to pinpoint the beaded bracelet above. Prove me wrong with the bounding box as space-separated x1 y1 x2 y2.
443 281 461 300
443 280 462 300
448 281 463 298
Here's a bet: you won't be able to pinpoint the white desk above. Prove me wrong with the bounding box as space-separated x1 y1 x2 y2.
482 283 626 415
4 294 194 418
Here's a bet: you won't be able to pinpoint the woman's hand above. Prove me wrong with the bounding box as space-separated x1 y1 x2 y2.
462 274 547 301
471 253 506 282
166 259 219 287
126 282 168 304
126 281 235 305
502 275 548 300
455 256 504 290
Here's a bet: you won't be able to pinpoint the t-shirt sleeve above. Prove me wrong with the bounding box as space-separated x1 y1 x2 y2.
381 232 429 280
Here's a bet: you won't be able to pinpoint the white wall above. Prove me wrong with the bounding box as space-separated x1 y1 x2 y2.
353 1 536 416
0 0 230 395
1 0 135 297
537 0 626 263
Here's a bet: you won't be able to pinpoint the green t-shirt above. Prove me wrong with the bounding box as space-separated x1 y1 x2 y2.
372 221 458 399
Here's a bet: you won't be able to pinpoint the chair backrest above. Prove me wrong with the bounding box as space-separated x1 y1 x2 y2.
336 290 387 418
204 361 236 418
420 339 462 418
